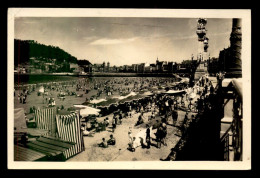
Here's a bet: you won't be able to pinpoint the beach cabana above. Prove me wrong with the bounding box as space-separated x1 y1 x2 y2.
34 108 57 136
14 135 76 161
56 112 84 159
14 108 49 139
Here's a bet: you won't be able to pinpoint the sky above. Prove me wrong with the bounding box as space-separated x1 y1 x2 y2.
15 17 232 66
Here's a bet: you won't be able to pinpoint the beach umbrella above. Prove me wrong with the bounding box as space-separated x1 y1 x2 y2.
142 91 154 96
90 98 107 104
74 105 101 117
188 92 197 99
165 90 185 94
153 90 162 94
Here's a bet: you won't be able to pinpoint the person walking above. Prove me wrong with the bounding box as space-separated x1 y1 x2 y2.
162 123 167 146
112 117 116 132
146 124 151 149
172 110 178 126
156 123 164 149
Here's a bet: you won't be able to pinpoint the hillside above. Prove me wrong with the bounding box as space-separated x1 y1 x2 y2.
14 39 78 66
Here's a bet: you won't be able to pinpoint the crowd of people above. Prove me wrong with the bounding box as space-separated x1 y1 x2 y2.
15 74 217 160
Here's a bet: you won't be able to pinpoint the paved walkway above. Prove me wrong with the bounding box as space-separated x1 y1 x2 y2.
67 109 190 161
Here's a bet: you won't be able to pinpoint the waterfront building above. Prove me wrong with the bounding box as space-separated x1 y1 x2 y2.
137 63 145 73
107 62 110 72
144 63 152 72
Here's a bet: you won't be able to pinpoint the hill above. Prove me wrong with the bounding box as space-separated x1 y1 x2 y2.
14 39 78 66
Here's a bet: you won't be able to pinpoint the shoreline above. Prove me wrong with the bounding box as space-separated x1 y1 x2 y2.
14 72 183 78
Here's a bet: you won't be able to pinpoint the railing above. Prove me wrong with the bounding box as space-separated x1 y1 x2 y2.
222 132 230 161
220 121 233 161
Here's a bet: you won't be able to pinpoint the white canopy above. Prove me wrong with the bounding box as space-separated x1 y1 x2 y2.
142 91 154 96
180 77 190 83
38 86 44 93
164 90 185 94
74 105 101 117
112 92 137 100
89 98 107 104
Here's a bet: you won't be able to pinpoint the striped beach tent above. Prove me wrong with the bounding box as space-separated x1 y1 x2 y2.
34 108 57 136
56 112 84 159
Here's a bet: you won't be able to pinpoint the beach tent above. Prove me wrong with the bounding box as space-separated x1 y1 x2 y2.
56 112 84 159
14 108 49 137
14 136 76 161
34 108 57 136
14 108 27 131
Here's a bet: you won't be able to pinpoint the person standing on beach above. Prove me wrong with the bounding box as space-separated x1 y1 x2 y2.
112 117 116 132
172 110 178 126
156 123 164 149
119 112 123 124
162 123 167 146
146 124 151 149
128 127 133 143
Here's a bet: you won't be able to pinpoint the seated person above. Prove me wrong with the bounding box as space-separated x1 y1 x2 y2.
128 137 137 152
98 138 108 148
94 121 99 132
86 121 92 131
107 134 116 145
151 112 155 119
105 117 109 127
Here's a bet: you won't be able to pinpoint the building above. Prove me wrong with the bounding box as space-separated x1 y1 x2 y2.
92 63 105 72
156 59 164 72
150 64 156 72
137 63 145 73
107 62 110 72
70 63 79 72
144 63 152 72
132 64 138 72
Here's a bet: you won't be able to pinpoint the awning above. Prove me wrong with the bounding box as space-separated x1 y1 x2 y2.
232 79 243 100
14 135 76 161
14 145 46 161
